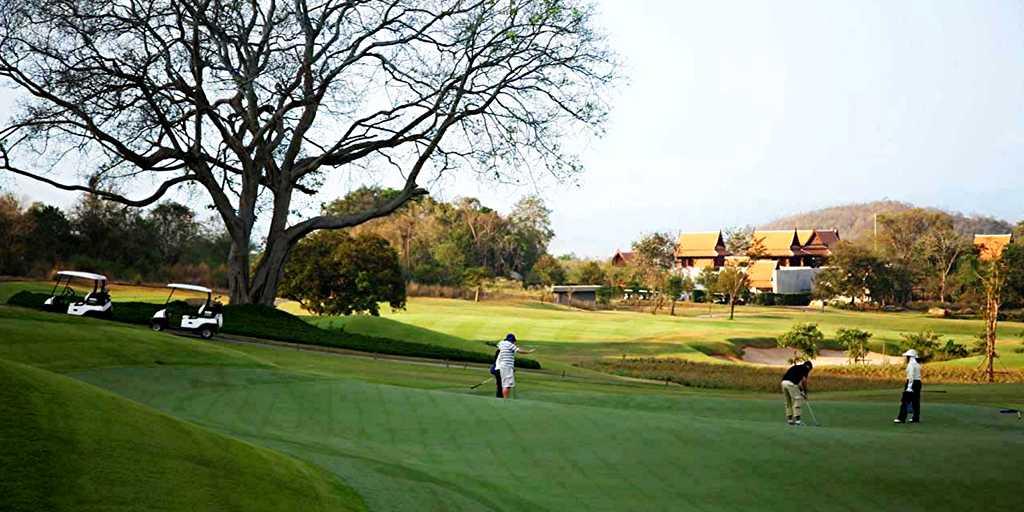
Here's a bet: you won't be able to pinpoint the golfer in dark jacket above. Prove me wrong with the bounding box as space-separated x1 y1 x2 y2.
894 349 922 423
780 361 813 425
490 350 503 398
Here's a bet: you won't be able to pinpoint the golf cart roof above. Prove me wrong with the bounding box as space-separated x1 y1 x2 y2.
166 283 213 294
55 270 108 281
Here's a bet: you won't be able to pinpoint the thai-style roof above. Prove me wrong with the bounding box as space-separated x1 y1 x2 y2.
802 229 841 256
612 250 636 264
974 234 1013 262
751 230 801 257
747 259 779 290
797 230 815 246
675 231 727 258
724 255 750 266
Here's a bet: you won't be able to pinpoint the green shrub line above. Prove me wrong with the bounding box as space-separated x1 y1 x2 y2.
6 291 540 369
586 357 1024 392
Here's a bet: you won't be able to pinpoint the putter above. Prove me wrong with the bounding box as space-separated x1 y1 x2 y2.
803 395 821 427
999 408 1022 420
469 377 493 389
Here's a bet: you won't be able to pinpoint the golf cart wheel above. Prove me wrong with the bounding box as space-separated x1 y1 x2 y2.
199 327 214 339
151 322 164 332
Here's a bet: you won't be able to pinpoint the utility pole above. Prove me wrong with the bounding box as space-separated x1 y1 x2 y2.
873 213 878 253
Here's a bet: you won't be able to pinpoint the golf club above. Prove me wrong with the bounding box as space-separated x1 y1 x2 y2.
469 376 493 389
803 395 821 427
999 408 1022 420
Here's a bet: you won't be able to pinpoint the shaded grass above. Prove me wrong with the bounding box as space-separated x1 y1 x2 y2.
6 291 539 368
0 306 266 372
0 358 364 512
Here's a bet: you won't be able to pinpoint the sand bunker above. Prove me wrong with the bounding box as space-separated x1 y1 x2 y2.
736 347 902 367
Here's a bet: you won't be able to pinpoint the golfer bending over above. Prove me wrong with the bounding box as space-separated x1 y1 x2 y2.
894 349 922 424
495 333 534 399
780 361 813 425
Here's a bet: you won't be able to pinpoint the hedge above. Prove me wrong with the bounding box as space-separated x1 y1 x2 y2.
750 292 812 307
7 291 540 369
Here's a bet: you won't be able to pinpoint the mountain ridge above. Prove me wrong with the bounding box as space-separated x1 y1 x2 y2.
760 200 1015 241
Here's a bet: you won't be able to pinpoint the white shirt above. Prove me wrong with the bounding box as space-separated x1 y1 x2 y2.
495 340 518 369
906 358 921 390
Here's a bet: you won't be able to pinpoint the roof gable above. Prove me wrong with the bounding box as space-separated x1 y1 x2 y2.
675 231 727 258
751 230 800 257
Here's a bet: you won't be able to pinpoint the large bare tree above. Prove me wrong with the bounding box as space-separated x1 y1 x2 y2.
0 0 614 304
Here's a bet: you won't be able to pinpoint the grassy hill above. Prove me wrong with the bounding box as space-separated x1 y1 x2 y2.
0 323 364 511
761 200 1015 240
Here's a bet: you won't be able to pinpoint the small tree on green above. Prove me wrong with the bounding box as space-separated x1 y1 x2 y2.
713 266 750 320
665 275 684 316
777 323 823 363
836 328 872 364
899 330 942 362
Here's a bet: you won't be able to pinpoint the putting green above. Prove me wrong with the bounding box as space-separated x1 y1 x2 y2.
73 357 1024 512
4 300 1024 511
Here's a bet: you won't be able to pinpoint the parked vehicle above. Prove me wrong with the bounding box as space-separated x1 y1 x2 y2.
44 271 113 317
150 283 223 339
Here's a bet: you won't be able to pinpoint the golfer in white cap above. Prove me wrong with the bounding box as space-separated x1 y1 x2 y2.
894 349 922 423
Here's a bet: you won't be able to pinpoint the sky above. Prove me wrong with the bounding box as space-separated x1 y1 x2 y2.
3 0 1024 258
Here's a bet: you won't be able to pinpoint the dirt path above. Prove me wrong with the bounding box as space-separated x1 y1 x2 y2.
728 347 902 366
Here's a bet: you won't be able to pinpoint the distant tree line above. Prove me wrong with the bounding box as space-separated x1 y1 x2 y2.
0 194 232 285
321 188 556 288
812 208 1024 310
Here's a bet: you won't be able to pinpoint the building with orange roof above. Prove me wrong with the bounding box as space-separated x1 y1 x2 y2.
674 231 728 271
974 234 1013 262
611 250 636 267
751 229 803 266
746 259 780 292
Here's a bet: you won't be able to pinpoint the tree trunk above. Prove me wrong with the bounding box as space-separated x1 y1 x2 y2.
939 272 947 303
474 285 481 302
985 291 999 383
245 232 296 306
729 296 736 320
226 233 251 304
670 299 676 316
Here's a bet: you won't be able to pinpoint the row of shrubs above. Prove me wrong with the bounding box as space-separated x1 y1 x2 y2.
588 358 1024 393
7 291 540 369
748 292 813 307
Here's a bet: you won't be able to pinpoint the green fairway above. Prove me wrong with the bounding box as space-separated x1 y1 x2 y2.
4 300 1024 511
74 357 1024 512
317 297 1024 367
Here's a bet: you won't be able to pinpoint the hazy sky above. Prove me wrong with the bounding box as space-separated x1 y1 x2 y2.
3 0 1024 257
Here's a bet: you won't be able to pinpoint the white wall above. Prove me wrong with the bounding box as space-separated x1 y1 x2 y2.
773 267 823 294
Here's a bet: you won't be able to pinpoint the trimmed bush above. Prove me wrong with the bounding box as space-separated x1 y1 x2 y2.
6 291 540 369
588 357 1024 392
751 293 812 307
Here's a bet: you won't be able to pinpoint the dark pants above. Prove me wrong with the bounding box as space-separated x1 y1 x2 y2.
897 380 922 422
491 367 503 398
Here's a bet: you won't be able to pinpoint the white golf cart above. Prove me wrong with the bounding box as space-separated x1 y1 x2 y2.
44 271 113 317
150 283 223 339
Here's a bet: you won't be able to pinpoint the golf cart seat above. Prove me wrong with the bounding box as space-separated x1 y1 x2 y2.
200 301 223 318
84 291 110 306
